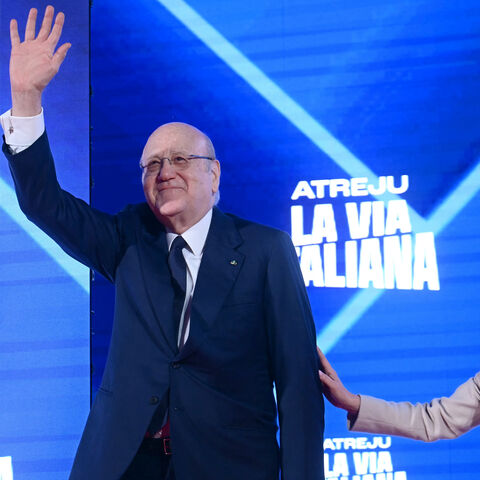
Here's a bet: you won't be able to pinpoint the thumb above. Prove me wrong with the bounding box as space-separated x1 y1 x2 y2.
52 42 71 70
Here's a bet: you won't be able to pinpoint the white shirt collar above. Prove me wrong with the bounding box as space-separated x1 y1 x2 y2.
166 209 213 256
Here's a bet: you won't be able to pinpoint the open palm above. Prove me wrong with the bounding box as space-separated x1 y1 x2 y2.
10 6 70 107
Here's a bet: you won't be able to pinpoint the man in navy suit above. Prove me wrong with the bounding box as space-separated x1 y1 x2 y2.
3 6 325 479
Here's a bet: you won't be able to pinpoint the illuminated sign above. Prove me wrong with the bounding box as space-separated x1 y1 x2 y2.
324 437 407 480
292 176 439 290
0 456 13 480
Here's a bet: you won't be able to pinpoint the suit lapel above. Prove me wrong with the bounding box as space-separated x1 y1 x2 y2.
178 208 244 360
137 206 178 355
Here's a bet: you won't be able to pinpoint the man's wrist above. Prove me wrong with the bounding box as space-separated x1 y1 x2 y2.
11 90 42 117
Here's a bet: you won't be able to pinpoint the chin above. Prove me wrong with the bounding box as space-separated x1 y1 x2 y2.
156 199 186 218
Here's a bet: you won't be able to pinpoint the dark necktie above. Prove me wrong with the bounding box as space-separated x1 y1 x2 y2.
168 236 188 340
148 237 188 436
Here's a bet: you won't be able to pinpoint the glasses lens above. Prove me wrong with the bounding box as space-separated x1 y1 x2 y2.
172 156 190 170
144 161 161 175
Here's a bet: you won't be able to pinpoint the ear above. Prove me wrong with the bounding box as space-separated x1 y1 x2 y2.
211 159 221 193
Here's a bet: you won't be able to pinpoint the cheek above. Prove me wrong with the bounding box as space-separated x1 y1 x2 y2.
188 174 214 195
143 180 156 201
189 183 209 201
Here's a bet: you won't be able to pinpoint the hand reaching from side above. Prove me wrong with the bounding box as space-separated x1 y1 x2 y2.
10 5 71 116
317 347 361 415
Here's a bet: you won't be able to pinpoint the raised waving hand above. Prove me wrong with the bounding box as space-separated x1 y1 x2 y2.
9 5 71 116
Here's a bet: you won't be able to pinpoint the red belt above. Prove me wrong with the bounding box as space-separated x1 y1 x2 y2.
145 420 171 455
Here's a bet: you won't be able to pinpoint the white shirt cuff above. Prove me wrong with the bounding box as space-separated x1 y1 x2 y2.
0 108 45 154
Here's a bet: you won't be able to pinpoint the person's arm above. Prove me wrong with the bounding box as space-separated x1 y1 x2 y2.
4 131 126 281
3 7 124 281
317 349 480 442
349 373 480 442
265 232 324 480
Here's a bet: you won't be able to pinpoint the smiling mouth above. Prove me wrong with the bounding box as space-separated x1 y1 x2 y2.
158 185 183 192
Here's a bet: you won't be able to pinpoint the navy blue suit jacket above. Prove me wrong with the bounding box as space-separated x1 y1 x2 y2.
5 132 324 480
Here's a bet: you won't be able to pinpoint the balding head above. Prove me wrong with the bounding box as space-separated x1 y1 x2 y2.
140 122 221 233
142 122 215 163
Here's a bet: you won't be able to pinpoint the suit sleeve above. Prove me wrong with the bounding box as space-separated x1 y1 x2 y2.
264 231 325 479
348 372 480 441
3 131 124 282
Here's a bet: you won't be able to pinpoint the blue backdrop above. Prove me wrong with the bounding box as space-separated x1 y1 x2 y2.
2 0 479 478
0 1 90 479
91 1 480 479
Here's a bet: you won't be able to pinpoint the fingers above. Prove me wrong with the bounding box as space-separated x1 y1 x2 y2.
24 8 38 41
48 12 66 49
10 19 20 47
318 370 336 388
52 42 71 71
38 5 55 40
17 6 64 46
317 347 335 376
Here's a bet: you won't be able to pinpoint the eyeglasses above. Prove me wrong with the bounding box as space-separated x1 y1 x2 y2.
139 155 214 176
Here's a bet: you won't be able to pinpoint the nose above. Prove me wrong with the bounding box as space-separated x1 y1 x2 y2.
157 159 176 182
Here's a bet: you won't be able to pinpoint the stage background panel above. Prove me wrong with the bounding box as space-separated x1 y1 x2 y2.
0 1 90 479
90 1 480 479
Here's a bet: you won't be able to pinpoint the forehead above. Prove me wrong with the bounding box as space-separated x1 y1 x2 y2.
143 125 207 158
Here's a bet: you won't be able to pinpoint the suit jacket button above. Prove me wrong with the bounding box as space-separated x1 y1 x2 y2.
172 362 181 369
150 395 159 405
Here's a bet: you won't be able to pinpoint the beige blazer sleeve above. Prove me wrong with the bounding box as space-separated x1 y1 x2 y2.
347 372 480 442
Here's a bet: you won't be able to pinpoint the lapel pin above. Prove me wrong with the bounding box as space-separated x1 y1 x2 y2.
230 260 238 266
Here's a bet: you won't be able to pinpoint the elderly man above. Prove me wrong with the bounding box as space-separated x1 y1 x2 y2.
2 6 324 480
